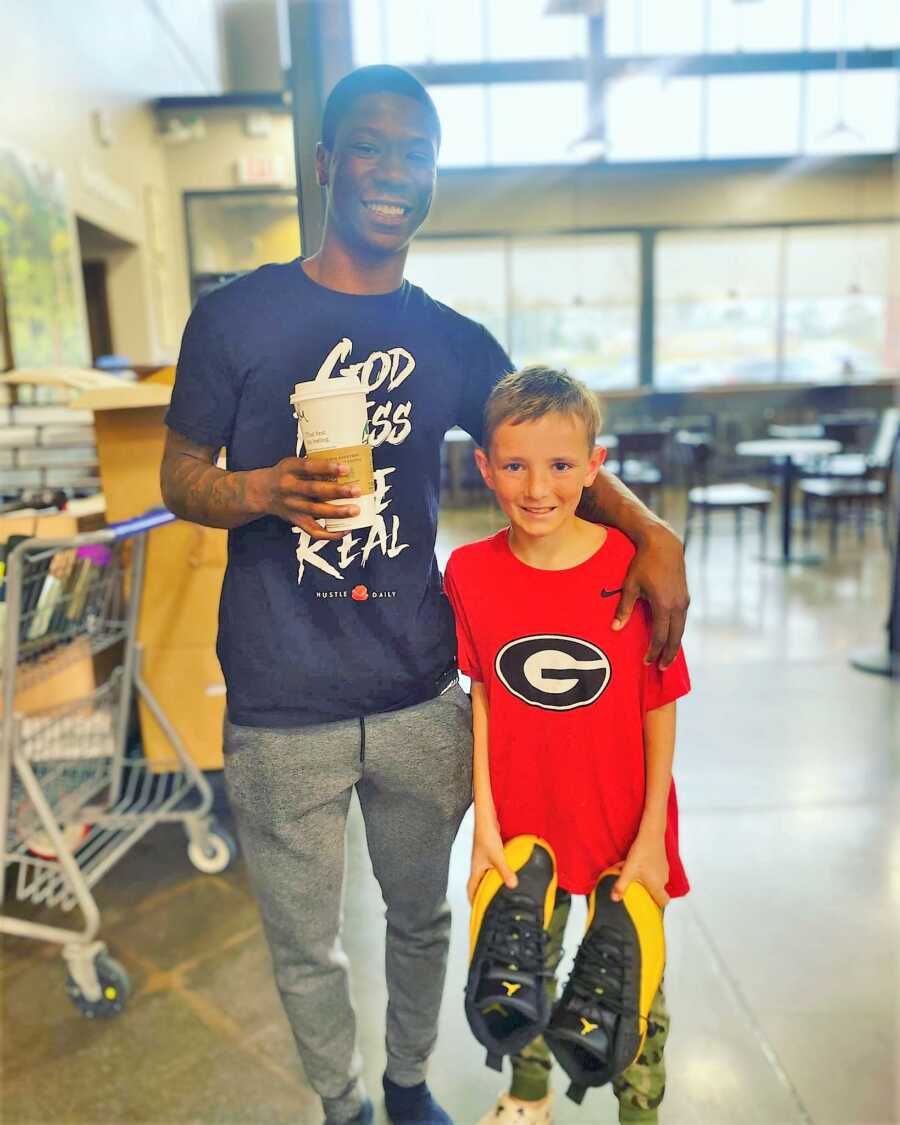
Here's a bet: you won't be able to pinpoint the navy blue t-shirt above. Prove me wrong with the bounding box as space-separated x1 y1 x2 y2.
166 259 512 727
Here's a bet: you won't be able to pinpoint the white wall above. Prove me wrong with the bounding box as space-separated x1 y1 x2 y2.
426 157 899 236
0 0 224 363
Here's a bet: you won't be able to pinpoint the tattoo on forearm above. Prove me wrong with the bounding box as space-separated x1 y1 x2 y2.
162 434 259 529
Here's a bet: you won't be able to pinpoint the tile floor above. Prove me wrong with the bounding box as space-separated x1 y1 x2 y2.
2 508 897 1124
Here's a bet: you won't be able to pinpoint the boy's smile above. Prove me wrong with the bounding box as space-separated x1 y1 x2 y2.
476 412 605 550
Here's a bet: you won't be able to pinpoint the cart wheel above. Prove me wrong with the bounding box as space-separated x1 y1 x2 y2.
187 824 236 874
66 952 130 1019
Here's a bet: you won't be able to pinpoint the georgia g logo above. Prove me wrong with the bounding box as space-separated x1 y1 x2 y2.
495 635 612 711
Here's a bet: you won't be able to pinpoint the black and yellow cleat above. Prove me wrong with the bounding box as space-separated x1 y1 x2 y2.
544 869 665 1104
465 835 558 1071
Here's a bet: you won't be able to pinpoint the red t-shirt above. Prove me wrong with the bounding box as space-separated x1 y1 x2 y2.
444 527 690 896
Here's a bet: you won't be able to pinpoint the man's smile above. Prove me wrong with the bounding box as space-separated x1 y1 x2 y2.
363 198 412 220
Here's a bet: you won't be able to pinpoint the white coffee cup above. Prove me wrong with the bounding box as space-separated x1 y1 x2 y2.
290 374 376 532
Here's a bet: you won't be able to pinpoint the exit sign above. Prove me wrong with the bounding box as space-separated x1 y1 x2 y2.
234 155 289 186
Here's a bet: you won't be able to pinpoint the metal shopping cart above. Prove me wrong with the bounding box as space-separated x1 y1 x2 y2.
0 508 235 1017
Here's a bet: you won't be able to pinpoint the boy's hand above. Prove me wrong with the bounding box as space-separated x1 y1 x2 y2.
467 820 518 904
612 523 689 669
612 831 670 909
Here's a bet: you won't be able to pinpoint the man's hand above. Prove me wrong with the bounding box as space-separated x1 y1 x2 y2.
467 818 518 904
611 830 670 909
261 456 361 541
160 429 361 537
612 523 689 668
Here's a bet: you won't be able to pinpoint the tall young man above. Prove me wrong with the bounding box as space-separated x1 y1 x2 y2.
160 66 689 1125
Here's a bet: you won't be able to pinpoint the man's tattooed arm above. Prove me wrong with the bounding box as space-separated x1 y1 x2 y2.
160 428 362 540
577 466 690 668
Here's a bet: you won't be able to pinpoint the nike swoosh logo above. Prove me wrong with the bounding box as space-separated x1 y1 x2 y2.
600 587 623 598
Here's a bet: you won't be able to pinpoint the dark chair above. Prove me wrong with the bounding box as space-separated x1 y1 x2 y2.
805 409 889 479
677 432 773 553
799 407 898 552
820 411 877 451
662 414 715 488
606 426 670 516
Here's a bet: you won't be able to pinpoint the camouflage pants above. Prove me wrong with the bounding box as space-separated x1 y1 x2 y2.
510 891 669 1124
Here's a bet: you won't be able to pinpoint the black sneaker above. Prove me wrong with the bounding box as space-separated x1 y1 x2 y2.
544 869 665 1104
465 835 557 1070
383 1076 451 1124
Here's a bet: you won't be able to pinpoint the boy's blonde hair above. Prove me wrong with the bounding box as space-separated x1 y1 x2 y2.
482 365 603 454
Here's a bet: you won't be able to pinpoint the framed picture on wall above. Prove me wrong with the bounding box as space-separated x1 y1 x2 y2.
0 255 12 370
0 146 89 368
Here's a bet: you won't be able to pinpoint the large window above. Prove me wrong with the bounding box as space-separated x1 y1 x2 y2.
350 1 897 168
607 0 899 54
656 230 781 388
603 1 898 161
405 234 641 389
783 225 898 380
606 0 708 57
428 86 489 167
351 0 587 65
489 83 587 166
804 70 900 155
605 76 704 161
604 68 898 162
402 238 508 348
706 74 802 158
656 223 899 387
405 225 897 390
428 81 589 167
508 237 639 388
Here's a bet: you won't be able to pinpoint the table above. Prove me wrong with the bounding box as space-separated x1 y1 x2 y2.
736 438 841 563
768 423 825 440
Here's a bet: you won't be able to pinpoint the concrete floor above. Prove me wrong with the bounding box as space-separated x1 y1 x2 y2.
2 506 898 1124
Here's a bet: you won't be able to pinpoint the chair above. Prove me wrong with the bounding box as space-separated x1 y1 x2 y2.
607 426 670 517
806 408 891 479
820 411 877 451
799 407 898 552
677 432 773 553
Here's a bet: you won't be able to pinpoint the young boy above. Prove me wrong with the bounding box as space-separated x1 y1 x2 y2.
443 367 690 1125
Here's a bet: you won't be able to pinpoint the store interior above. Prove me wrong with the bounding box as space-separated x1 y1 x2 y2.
1 2 898 1123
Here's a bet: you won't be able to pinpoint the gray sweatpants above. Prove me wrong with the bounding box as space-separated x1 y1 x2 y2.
222 684 473 1124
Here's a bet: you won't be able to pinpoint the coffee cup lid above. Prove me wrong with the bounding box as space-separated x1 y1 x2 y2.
291 373 364 404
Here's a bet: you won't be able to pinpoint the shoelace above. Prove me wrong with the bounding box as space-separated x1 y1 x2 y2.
483 892 550 978
567 926 632 1020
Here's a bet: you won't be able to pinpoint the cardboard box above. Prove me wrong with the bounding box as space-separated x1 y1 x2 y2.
90 403 170 522
138 521 225 648
137 645 225 770
0 501 107 544
65 386 225 771
0 638 97 718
